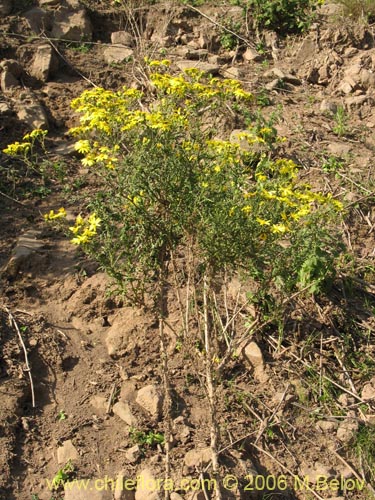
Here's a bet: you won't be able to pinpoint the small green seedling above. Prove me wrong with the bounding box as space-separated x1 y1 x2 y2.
57 410 67 421
51 460 74 490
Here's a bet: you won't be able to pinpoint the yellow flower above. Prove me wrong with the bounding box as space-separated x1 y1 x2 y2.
256 217 271 226
271 223 289 234
44 207 67 221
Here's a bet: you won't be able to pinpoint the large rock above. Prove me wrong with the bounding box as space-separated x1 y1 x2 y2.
103 46 134 65
136 385 163 420
114 470 136 500
113 401 138 426
52 8 92 41
30 44 58 81
0 71 20 92
0 59 23 78
184 446 211 468
0 0 12 15
24 7 52 33
111 31 133 47
64 480 112 500
243 341 268 383
1 230 44 278
16 93 49 130
57 440 79 464
135 468 162 500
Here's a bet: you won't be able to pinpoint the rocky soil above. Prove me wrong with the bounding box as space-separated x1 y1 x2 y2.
1 1 375 500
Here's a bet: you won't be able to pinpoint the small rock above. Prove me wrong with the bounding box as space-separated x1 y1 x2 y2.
113 401 137 426
24 7 52 33
114 470 136 500
57 440 79 464
120 380 137 403
124 445 141 464
320 99 337 114
103 46 134 64
135 468 162 500
136 385 163 420
90 396 107 414
30 43 58 81
0 0 12 15
336 418 359 444
184 446 211 468
2 230 44 278
243 47 262 62
295 38 317 65
111 31 134 47
0 59 23 78
243 341 264 369
170 494 184 500
345 95 373 109
52 8 92 41
221 67 243 79
186 492 205 500
316 420 339 432
0 71 20 92
300 463 335 484
362 377 375 400
64 480 112 499
327 142 351 156
16 94 49 130
176 60 220 75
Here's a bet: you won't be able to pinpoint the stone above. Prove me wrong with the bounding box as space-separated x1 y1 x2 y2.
221 67 243 79
184 446 211 468
362 377 375 400
295 38 317 65
0 71 20 92
0 59 23 78
105 307 145 358
114 470 136 500
327 142 351 156
30 44 58 81
16 94 49 130
0 0 11 15
300 463 335 484
2 230 44 278
345 95 373 109
336 418 359 443
124 445 141 464
90 395 107 414
103 46 134 64
57 440 79 464
243 47 262 62
120 380 137 403
316 420 339 432
243 341 264 369
186 493 205 500
64 480 112 499
111 31 133 47
176 60 220 75
135 468 162 500
24 7 52 33
52 8 92 41
170 494 184 500
113 402 137 426
136 385 163 420
320 99 337 114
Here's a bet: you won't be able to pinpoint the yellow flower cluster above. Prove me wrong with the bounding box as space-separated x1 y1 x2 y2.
3 129 48 156
44 207 67 221
70 213 101 245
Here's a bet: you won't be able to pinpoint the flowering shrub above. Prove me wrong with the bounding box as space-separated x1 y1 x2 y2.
3 64 343 301
63 64 342 301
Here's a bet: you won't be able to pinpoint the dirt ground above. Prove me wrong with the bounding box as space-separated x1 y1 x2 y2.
1 1 375 500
